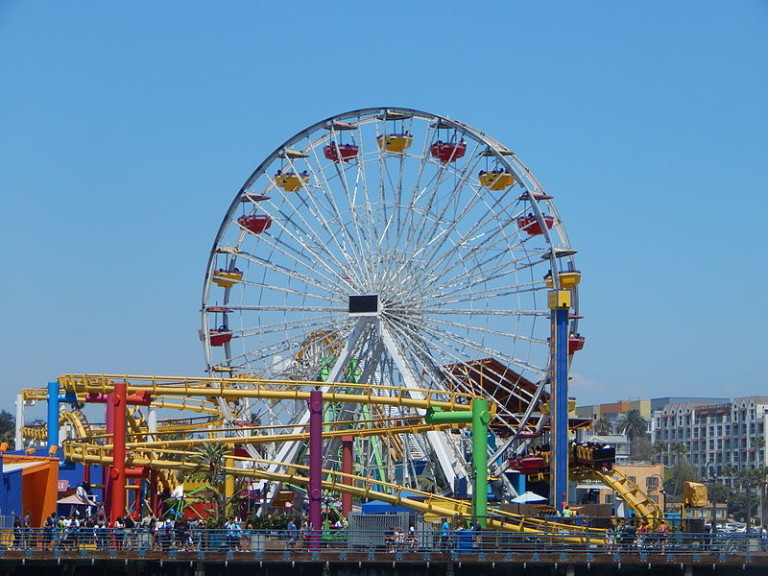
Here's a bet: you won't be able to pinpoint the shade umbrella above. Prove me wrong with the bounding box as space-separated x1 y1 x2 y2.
510 491 547 504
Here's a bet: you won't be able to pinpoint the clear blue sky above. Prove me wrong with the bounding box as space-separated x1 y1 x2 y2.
1 1 766 414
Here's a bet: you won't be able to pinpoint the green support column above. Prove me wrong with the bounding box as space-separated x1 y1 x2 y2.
425 398 490 527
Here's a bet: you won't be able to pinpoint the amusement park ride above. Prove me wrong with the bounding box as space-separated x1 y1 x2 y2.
18 107 661 542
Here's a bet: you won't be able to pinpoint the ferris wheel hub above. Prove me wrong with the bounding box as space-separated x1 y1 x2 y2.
348 295 379 317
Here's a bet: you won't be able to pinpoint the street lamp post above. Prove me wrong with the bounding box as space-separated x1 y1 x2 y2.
707 461 719 531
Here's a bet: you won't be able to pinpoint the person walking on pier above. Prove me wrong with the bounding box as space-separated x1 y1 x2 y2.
656 520 668 553
43 513 56 550
287 518 299 548
22 511 31 549
439 518 450 550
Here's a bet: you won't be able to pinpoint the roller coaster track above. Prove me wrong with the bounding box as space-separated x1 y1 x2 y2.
573 466 664 528
23 374 660 540
21 387 222 417
125 410 178 493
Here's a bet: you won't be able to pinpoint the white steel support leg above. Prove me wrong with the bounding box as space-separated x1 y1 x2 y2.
251 319 370 507
379 322 468 491
15 393 24 450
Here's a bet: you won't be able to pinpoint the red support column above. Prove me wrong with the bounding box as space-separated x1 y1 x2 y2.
341 435 353 518
109 382 127 525
103 394 115 516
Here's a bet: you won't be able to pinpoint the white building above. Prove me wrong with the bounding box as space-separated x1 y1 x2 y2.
651 396 768 481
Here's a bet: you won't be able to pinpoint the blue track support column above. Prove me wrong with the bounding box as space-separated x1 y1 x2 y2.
548 290 571 513
47 381 60 451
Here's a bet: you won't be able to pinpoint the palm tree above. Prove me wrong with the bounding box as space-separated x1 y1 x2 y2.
669 442 689 498
616 409 648 441
187 442 229 522
593 417 612 436
0 410 15 449
732 465 768 531
616 409 650 461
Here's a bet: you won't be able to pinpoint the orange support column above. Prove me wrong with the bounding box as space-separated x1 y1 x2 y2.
110 381 127 524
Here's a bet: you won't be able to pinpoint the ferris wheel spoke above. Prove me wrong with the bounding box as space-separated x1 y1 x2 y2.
392 122 441 253
408 146 485 256
230 247 342 301
423 242 548 302
420 314 543 345
414 197 528 283
294 137 371 279
268 198 358 285
391 312 546 377
319 131 379 284
387 323 542 416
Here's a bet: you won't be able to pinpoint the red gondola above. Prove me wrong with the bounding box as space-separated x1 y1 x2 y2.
516 214 555 236
568 334 586 353
430 141 467 163
323 143 359 163
209 330 233 347
237 215 272 234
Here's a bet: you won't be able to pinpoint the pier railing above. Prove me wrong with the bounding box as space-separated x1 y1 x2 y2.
0 527 764 557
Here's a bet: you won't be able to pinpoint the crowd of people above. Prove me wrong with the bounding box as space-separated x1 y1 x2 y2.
606 519 669 552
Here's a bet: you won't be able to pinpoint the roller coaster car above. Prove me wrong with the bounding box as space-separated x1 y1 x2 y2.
323 143 359 163
237 215 272 234
516 214 555 236
508 456 548 475
430 141 467 163
572 444 615 470
479 170 515 190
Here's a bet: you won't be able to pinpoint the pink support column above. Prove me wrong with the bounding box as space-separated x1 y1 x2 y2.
109 382 127 525
308 391 323 551
150 469 160 517
341 435 353 518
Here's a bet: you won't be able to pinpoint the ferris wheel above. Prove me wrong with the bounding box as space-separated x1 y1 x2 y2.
200 107 582 492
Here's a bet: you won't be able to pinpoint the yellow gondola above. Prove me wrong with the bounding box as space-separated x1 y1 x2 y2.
479 170 515 190
543 270 581 289
378 133 413 153
275 171 309 192
212 269 243 288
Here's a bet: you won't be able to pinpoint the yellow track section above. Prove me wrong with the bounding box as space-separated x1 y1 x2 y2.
126 411 177 492
57 374 489 413
574 467 664 528
21 386 221 416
